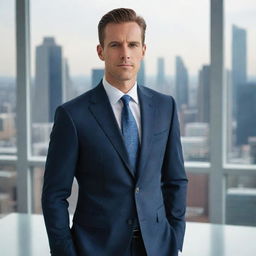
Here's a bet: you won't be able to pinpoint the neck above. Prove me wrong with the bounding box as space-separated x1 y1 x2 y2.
105 77 136 93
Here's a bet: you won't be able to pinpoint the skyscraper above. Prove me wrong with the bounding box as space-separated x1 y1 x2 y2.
197 65 210 122
236 83 256 146
63 58 74 102
137 59 145 86
175 56 189 111
249 137 256 164
33 37 63 123
232 25 247 119
156 57 166 93
226 69 233 158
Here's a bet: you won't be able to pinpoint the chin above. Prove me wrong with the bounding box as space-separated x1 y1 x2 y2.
119 76 132 81
118 73 136 81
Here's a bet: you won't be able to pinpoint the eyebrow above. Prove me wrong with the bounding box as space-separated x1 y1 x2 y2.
107 41 141 46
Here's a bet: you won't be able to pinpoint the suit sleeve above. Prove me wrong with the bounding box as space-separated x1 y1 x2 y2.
161 96 188 251
41 106 78 256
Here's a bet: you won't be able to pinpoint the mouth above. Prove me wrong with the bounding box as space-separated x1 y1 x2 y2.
117 64 133 68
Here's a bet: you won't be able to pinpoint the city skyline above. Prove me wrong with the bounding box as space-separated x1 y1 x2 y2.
0 36 255 165
1 0 256 77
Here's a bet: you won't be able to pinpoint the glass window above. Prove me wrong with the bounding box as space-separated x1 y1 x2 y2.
30 0 210 162
32 167 78 214
186 173 209 222
0 0 16 156
226 175 256 226
225 0 256 165
0 165 16 217
29 1 210 218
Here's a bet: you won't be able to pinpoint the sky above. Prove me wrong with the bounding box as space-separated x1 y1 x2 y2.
0 0 256 77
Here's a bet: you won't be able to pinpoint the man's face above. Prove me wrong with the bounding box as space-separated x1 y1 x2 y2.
97 22 146 86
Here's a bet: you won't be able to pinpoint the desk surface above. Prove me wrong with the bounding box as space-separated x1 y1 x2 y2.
0 213 255 256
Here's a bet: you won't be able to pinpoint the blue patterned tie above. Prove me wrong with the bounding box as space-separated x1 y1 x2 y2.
121 95 140 173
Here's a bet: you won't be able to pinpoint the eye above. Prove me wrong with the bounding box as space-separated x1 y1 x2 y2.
110 43 118 47
129 43 138 48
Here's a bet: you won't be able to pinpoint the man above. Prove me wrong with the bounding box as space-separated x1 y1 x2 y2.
42 8 188 256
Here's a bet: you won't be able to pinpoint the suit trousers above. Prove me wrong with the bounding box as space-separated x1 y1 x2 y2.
129 230 147 256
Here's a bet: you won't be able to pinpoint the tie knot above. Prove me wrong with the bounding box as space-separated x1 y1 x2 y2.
121 95 131 106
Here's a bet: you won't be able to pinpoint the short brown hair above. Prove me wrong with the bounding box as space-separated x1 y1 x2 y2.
98 8 146 47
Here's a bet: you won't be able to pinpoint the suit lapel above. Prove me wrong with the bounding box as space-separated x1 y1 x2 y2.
136 85 156 184
88 82 134 177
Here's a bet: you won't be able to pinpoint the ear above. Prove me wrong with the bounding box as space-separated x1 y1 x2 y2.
142 44 146 58
97 44 105 61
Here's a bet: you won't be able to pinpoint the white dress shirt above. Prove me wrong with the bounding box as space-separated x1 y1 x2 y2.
102 76 141 143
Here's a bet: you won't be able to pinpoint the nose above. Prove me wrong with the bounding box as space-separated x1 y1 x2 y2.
120 45 130 60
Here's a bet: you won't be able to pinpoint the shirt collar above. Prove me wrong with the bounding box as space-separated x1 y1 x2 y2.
102 76 139 105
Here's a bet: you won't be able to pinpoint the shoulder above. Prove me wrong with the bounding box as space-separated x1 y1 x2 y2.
57 83 102 116
61 88 95 110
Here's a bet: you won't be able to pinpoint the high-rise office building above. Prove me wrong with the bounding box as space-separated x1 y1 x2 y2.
232 25 247 119
33 37 63 123
249 137 256 164
175 56 189 111
156 57 166 93
137 60 145 86
226 70 234 158
91 69 104 87
236 83 256 146
62 58 74 102
197 65 210 123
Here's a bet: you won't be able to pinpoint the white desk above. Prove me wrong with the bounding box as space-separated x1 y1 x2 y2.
0 213 255 256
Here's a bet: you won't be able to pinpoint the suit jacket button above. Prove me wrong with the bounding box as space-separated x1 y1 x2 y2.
135 187 140 193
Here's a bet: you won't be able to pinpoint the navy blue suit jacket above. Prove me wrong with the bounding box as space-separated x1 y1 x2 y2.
42 82 188 256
